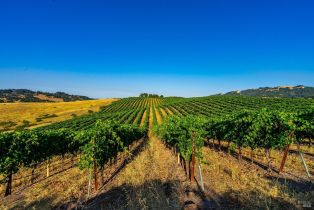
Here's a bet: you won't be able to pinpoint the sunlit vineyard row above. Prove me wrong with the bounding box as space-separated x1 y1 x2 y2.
37 96 314 131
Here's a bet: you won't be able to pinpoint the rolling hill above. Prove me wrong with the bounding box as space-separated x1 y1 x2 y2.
224 85 314 98
0 89 92 102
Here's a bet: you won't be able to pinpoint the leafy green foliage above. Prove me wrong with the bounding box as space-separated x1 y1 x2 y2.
204 109 309 151
77 120 146 170
156 115 206 161
0 119 146 192
0 129 79 184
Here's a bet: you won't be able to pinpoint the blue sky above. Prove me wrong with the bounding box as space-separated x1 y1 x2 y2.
0 0 313 98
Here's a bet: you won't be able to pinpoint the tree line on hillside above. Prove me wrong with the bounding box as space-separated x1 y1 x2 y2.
139 93 164 98
0 89 92 102
225 85 314 98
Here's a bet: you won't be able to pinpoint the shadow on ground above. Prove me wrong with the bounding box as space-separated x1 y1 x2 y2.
80 179 182 210
56 178 306 210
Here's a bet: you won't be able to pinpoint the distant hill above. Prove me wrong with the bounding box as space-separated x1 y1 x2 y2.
0 89 92 102
224 85 314 98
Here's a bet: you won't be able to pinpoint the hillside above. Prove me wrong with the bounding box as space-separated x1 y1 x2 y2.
0 99 117 131
0 89 92 102
224 85 314 98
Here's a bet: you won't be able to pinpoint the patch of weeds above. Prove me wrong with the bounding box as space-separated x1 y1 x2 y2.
36 114 58 122
15 120 35 130
0 121 17 131
0 121 17 127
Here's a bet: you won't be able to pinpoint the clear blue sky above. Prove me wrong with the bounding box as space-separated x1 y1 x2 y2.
0 0 313 98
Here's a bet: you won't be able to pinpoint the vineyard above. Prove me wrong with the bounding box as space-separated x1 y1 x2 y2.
1 96 314 209
31 95 314 130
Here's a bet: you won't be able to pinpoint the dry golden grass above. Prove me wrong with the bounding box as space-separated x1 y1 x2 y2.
164 107 174 115
0 99 117 131
198 144 314 209
155 107 162 125
33 93 63 102
87 134 187 210
132 110 142 125
248 146 313 179
159 107 167 118
149 106 153 129
215 141 314 181
140 110 147 127
0 156 87 210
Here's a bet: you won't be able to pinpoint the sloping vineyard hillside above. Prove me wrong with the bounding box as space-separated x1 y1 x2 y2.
1 96 313 209
36 96 314 131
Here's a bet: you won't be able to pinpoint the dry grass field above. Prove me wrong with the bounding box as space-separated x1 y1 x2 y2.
0 99 117 131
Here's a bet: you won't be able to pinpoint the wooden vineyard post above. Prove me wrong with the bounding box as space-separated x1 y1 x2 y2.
46 159 50 178
250 149 254 164
297 144 311 178
279 144 290 173
190 133 196 183
300 152 311 178
92 138 98 191
218 140 221 151
93 156 98 191
238 146 242 160
265 148 272 171
87 170 92 197
4 173 12 196
198 165 204 192
71 155 74 167
31 165 35 184
61 155 65 170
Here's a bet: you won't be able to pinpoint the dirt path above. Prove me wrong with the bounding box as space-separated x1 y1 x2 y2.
84 133 189 209
83 107 215 210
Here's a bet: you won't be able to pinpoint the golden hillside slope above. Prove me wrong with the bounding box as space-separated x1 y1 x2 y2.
0 99 117 131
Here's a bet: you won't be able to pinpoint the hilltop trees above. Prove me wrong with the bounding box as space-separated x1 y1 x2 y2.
139 93 164 98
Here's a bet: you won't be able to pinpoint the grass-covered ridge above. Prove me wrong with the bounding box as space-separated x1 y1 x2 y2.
0 89 93 103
